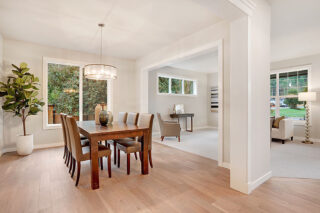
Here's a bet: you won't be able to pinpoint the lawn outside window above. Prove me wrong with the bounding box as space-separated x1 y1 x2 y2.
157 74 197 96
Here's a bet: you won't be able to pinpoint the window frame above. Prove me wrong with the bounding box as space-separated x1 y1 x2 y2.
156 73 197 96
43 57 113 129
270 65 312 126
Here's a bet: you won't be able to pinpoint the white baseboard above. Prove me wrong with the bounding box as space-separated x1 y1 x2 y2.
248 171 272 194
220 162 230 169
153 126 217 136
0 142 64 156
294 136 320 143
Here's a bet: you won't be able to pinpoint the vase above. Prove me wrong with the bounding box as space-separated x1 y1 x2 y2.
99 104 108 126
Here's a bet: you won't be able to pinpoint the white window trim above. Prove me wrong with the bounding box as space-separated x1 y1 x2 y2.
156 73 197 96
271 64 312 126
43 57 113 130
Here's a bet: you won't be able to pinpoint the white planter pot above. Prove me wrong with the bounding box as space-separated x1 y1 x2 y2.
16 134 33 155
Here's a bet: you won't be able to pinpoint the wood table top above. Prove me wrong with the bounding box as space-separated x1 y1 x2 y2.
77 121 149 136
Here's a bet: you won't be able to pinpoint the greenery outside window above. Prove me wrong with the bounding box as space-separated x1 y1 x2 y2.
270 67 309 121
184 80 194 95
158 77 169 93
171 78 182 94
43 58 111 129
157 74 196 96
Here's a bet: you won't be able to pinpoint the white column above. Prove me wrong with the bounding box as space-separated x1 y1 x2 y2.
230 0 271 194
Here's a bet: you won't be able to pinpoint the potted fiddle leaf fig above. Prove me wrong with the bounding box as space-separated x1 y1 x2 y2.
0 62 44 155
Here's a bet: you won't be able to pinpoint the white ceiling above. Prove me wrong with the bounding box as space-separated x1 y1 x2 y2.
271 0 320 62
169 50 218 73
0 0 235 59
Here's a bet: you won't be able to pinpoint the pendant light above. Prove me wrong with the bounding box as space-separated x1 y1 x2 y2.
84 23 117 80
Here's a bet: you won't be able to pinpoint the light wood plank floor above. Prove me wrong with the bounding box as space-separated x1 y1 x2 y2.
0 142 320 213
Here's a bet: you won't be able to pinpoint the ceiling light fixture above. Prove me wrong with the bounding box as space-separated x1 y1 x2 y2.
84 23 117 80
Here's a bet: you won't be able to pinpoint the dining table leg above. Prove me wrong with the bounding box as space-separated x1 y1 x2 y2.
141 130 149 175
90 136 99 189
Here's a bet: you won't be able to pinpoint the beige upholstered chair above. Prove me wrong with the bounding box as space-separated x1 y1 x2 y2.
118 112 128 123
157 113 181 142
66 116 111 186
271 118 294 144
117 113 154 175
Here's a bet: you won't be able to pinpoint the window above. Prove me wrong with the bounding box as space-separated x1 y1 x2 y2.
171 78 182 94
158 77 169 93
270 66 309 121
43 58 112 129
157 74 197 95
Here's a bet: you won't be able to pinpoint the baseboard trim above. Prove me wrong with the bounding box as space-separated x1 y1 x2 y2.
294 136 320 143
219 162 230 169
248 171 272 194
0 142 64 155
153 126 217 136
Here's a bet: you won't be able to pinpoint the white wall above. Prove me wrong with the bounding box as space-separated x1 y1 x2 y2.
148 67 211 132
2 39 139 151
137 21 231 164
0 33 3 154
207 72 219 127
230 0 271 194
271 53 320 141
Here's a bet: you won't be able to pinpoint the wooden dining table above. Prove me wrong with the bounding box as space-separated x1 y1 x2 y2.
77 121 151 190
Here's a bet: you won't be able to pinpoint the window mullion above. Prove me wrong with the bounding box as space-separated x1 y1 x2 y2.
79 66 83 121
276 73 280 117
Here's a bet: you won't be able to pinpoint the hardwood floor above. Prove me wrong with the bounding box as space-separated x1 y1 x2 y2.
0 143 320 213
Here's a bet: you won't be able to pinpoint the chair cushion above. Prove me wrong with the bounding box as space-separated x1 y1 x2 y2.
117 140 141 153
81 145 111 161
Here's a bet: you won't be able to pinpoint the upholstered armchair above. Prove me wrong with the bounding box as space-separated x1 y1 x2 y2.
157 113 181 142
271 118 294 144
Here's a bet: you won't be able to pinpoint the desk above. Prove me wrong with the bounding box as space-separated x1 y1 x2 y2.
170 113 194 132
77 121 151 190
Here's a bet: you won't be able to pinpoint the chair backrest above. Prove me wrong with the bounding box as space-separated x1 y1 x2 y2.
118 112 128 123
157 113 164 132
60 113 67 147
66 116 83 160
138 113 154 149
61 114 72 153
127 112 139 125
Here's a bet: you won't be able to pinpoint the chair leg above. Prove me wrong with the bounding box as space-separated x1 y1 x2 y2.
66 151 70 166
64 151 68 164
134 152 138 160
114 142 117 165
282 140 285 144
100 157 103 170
178 136 180 142
108 156 111 178
148 150 153 168
161 136 164 141
127 153 130 175
69 156 73 173
63 146 66 159
75 161 81 186
291 136 293 141
71 158 76 178
117 149 120 168
139 152 142 162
